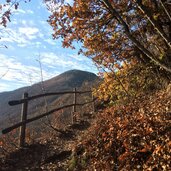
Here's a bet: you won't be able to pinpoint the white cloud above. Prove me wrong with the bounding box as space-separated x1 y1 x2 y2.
69 54 85 61
40 52 78 68
21 20 27 25
0 82 15 92
13 9 26 14
45 38 56 45
8 7 34 15
17 44 27 47
39 52 97 72
0 28 28 44
18 27 39 40
0 54 55 88
43 45 47 49
0 26 43 46
9 19 35 27
26 9 34 14
39 20 53 35
34 41 42 48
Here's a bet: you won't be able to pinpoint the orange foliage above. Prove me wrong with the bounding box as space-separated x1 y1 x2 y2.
73 87 171 170
48 0 171 73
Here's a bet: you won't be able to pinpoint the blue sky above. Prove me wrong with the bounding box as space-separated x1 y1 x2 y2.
0 0 98 92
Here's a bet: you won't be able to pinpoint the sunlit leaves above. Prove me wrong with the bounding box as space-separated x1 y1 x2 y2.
93 62 167 106
76 86 171 170
48 0 171 73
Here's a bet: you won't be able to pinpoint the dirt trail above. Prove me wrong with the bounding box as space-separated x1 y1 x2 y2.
0 112 97 171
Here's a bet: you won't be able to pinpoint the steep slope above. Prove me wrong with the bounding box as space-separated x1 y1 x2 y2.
1 86 170 170
0 69 99 128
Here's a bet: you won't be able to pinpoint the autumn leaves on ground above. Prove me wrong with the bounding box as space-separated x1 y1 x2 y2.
0 68 170 170
65 65 171 170
0 0 171 170
75 87 171 170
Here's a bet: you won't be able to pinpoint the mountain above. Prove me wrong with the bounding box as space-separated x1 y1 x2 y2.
0 69 100 128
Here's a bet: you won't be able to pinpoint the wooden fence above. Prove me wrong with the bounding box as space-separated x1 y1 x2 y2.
1 88 95 148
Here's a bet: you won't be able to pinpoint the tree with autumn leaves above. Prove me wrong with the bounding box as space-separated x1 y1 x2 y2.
46 0 171 102
47 3 171 169
47 0 171 73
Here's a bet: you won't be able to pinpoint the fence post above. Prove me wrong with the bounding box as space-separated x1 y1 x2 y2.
72 88 77 123
19 92 28 148
91 89 95 112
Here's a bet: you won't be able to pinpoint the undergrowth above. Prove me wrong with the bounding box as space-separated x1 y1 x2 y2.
70 85 171 170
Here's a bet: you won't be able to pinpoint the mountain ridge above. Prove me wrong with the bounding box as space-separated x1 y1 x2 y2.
0 69 99 128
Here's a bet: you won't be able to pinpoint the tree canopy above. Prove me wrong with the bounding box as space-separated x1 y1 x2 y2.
47 0 171 74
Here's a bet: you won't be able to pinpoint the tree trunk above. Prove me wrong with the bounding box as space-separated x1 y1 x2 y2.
136 0 171 48
102 0 171 73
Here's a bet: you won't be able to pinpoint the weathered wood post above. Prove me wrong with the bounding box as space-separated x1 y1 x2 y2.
72 88 77 124
91 89 95 112
19 92 28 148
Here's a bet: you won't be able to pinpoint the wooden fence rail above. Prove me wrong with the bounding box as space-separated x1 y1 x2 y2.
8 90 92 106
1 88 95 148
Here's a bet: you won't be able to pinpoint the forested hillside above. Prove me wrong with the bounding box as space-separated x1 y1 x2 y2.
0 0 170 170
0 69 99 128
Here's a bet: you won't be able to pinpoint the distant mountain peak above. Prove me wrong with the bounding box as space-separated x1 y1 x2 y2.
0 69 99 125
59 69 97 77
